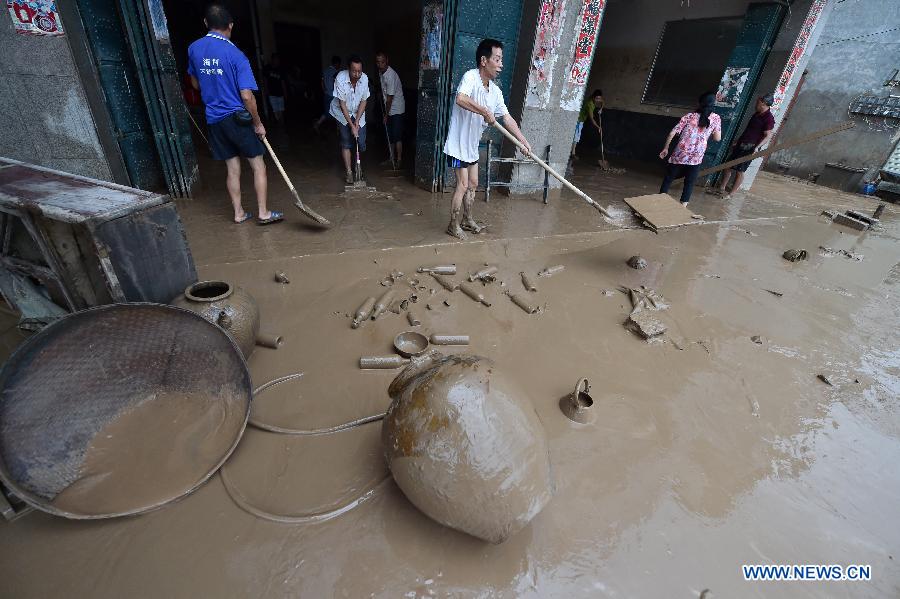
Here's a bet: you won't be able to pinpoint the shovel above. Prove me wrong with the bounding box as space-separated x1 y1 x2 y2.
261 137 331 227
490 120 611 218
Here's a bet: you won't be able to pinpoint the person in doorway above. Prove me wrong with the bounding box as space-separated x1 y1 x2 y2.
443 39 531 240
571 89 603 161
330 55 370 184
264 53 286 124
658 92 721 207
714 93 776 199
314 56 341 134
187 4 282 225
375 52 405 167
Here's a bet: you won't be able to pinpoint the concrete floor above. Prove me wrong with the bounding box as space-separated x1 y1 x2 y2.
2 147 899 597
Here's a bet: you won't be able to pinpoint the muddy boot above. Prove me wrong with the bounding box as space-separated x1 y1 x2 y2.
461 189 484 234
345 170 353 185
446 208 468 241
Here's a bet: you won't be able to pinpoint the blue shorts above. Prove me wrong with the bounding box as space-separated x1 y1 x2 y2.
446 154 477 169
338 121 366 151
386 114 404 143
208 114 264 161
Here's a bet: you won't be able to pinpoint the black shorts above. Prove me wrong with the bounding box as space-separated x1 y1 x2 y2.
386 114 404 143
446 154 477 169
338 122 366 151
727 143 757 172
208 114 264 160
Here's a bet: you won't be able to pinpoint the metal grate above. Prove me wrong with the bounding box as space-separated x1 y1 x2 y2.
0 303 251 518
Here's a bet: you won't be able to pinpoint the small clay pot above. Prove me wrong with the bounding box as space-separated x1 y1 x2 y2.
383 352 554 544
782 249 808 262
559 378 595 424
171 281 260 359
627 255 648 270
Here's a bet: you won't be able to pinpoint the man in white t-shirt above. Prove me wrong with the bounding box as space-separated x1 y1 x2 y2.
375 52 405 167
443 39 531 240
330 55 370 184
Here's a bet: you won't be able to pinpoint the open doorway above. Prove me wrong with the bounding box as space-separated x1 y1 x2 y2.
578 0 783 175
157 0 423 181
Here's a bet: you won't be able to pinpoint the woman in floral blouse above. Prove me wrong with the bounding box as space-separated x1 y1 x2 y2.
658 92 721 206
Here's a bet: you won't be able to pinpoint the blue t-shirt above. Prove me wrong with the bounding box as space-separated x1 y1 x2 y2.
187 33 258 124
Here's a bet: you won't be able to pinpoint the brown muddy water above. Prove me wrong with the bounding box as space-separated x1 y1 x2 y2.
1 164 898 597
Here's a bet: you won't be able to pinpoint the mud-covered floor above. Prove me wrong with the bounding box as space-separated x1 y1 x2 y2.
2 144 899 597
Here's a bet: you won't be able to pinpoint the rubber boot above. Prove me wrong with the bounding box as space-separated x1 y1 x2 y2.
461 189 484 234
446 208 468 240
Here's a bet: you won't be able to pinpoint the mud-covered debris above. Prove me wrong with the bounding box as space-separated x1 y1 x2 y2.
817 374 833 386
627 256 647 270
443 300 451 307
274 271 290 284
819 246 863 261
750 335 763 344
626 312 667 339
764 289 784 297
782 249 808 262
400 299 409 311
538 265 565 277
600 289 615 297
621 285 669 313
380 277 393 287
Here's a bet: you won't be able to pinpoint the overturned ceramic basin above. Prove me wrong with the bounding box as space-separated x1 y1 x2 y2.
382 352 553 544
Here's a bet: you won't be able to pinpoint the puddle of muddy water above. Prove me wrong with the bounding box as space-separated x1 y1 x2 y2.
1 177 898 598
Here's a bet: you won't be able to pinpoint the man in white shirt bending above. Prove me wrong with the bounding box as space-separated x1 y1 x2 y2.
330 55 370 184
376 52 405 167
443 39 531 240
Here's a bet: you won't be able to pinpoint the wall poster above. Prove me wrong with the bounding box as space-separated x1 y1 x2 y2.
7 1 64 36
525 0 568 109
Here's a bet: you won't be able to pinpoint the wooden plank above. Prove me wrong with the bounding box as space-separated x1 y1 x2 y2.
698 121 855 178
624 193 699 230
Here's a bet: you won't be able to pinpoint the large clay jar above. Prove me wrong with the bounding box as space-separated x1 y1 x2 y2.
170 281 259 359
383 352 554 544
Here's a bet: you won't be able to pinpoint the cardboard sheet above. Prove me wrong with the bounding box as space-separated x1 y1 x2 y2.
624 193 700 230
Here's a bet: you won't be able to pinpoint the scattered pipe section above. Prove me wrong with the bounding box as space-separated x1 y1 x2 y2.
459 282 491 306
417 265 457 275
507 293 538 314
468 265 498 282
431 272 460 292
256 332 283 349
370 290 395 320
407 310 421 327
429 334 469 345
538 265 565 277
351 297 376 329
520 272 537 292
359 355 410 369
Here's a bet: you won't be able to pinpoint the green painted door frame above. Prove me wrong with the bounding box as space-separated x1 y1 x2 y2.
413 0 524 192
704 2 786 179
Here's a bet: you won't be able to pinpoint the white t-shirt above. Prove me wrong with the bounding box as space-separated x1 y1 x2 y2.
443 69 508 163
330 70 370 127
380 66 405 116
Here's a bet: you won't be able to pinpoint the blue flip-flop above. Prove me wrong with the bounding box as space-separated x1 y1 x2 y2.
235 211 253 224
257 210 284 225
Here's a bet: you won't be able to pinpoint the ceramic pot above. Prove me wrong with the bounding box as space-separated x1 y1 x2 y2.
171 281 259 359
382 352 553 544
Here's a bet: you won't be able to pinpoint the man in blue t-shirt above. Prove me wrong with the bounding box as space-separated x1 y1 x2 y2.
187 4 282 225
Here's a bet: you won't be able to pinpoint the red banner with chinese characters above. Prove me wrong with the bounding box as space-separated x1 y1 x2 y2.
7 1 64 36
560 0 605 111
